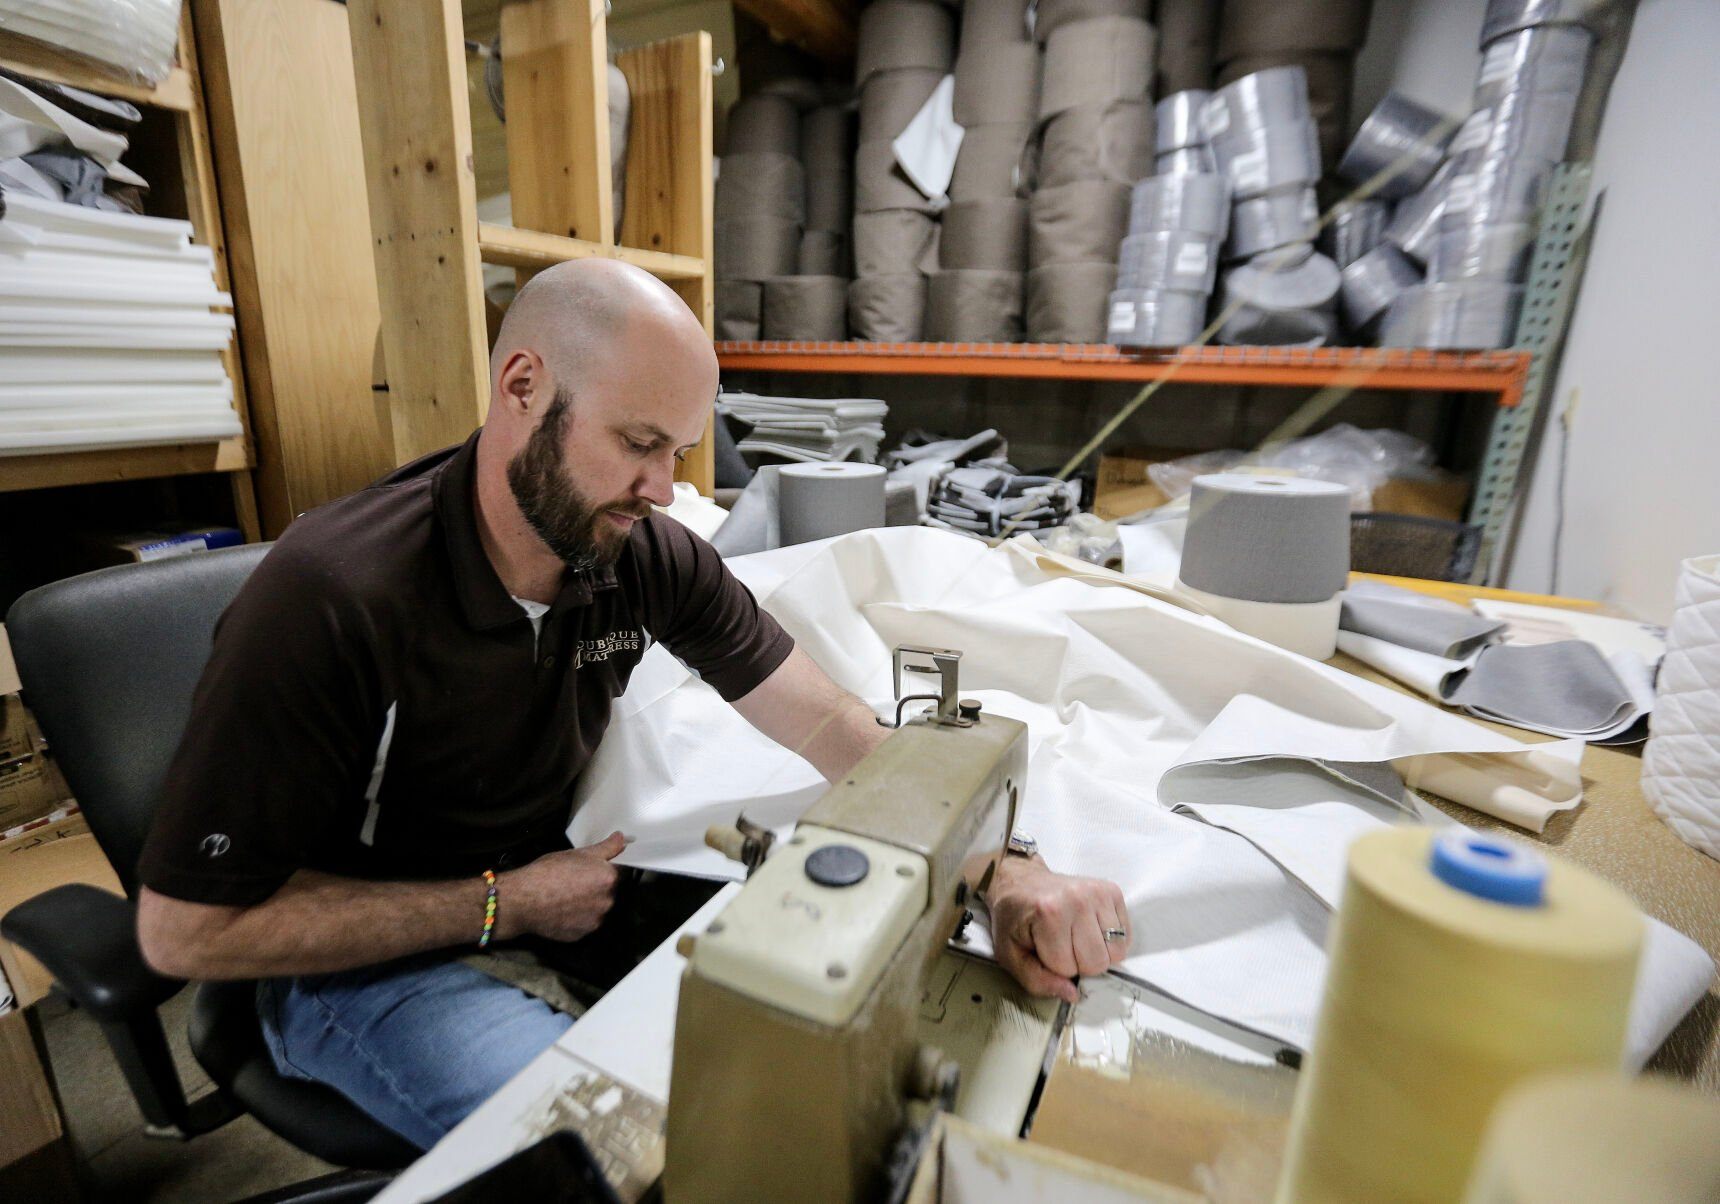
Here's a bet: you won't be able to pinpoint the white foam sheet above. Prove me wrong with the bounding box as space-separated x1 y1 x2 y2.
570 530 1712 1060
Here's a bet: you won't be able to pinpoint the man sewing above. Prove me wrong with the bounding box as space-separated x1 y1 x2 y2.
135 261 1130 1151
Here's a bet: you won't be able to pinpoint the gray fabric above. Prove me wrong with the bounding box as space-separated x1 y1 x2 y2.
1340 593 1506 659
779 463 887 545
926 269 1025 341
1028 179 1130 266
1227 188 1318 258
1384 158 1455 264
1379 281 1522 349
1210 116 1321 198
853 209 939 275
1448 641 1636 734
1480 0 1612 45
1117 230 1218 293
1038 100 1156 188
953 42 1040 126
1180 475 1351 603
1025 261 1116 341
854 140 941 213
1156 146 1215 175
1336 91 1454 198
1155 88 1212 152
762 275 849 340
1223 248 1341 311
1203 65 1310 134
715 216 801 280
1473 26 1592 109
1031 0 1149 43
1462 85 1581 166
1155 0 1220 95
849 273 929 340
1425 220 1532 284
859 68 944 144
715 152 805 223
715 279 763 340
940 197 1028 271
1340 243 1422 328
1321 197 1390 268
798 228 851 276
1215 0 1371 58
710 465 786 556
1216 303 1337 346
726 94 801 155
801 106 856 231
1106 287 1207 346
1445 147 1556 226
1129 171 1228 238
1039 16 1156 120
949 121 1033 200
856 0 956 85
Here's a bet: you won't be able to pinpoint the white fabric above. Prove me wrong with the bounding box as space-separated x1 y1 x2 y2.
511 595 548 644
570 529 1713 1060
654 482 727 541
892 74 964 204
1643 554 1720 860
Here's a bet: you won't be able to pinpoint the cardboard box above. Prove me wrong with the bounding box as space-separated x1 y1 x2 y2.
0 814 123 1010
1093 447 1201 521
0 629 71 834
0 1009 67 1177
1369 474 1471 522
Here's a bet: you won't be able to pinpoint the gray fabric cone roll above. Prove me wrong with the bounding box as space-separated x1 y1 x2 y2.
857 0 956 85
1202 66 1310 137
1385 159 1454 263
1449 641 1634 734
1156 0 1220 95
1156 89 1212 152
1425 220 1533 283
1227 187 1318 259
1480 0 1611 45
926 269 1025 341
762 275 849 339
961 0 1032 47
1182 473 1352 604
1106 287 1208 346
1224 247 1341 311
1215 0 1372 59
1474 26 1592 109
1029 180 1131 266
716 216 801 280
1337 92 1455 198
849 273 929 340
1156 146 1216 175
853 209 940 275
1340 593 1505 659
1032 0 1149 44
949 122 1034 199
1026 261 1117 341
715 152 806 223
1117 230 1218 293
726 94 801 155
799 228 851 276
953 42 1041 126
940 198 1029 270
1340 243 1421 328
1380 281 1523 349
1321 198 1390 268
1129 172 1228 239
859 68 945 143
1039 17 1157 121
1038 100 1156 188
1210 117 1321 198
715 280 763 340
854 141 941 213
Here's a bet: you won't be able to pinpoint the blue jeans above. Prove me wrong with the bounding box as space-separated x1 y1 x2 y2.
258 955 574 1150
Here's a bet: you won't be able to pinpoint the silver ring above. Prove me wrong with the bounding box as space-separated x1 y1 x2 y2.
1103 927 1127 942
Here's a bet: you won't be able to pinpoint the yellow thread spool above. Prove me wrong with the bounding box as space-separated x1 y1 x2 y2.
1276 828 1642 1204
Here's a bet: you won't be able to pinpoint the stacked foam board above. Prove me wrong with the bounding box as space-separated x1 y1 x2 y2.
717 391 887 463
0 193 240 455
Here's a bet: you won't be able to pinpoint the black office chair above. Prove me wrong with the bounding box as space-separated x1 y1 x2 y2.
1 546 418 1185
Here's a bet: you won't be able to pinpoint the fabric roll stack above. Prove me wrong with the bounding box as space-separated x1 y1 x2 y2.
715 93 807 339
1212 0 1372 172
850 0 957 340
1026 0 1156 342
717 391 888 464
1107 172 1226 348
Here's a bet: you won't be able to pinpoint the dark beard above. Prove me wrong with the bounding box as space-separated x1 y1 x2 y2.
506 389 641 568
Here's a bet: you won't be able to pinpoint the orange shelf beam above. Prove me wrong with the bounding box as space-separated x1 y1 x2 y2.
714 341 1530 407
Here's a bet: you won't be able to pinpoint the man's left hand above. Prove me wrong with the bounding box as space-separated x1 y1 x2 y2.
985 857 1130 1004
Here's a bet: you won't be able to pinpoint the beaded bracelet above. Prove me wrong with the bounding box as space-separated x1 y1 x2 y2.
478 868 498 948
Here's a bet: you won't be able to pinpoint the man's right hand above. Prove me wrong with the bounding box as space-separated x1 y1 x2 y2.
497 831 630 943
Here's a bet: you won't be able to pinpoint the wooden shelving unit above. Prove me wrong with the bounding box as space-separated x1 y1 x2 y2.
0 13 260 539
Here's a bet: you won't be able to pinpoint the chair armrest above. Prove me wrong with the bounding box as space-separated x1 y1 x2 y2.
2 883 182 1020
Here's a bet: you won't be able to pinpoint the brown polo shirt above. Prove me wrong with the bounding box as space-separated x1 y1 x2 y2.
138 432 793 905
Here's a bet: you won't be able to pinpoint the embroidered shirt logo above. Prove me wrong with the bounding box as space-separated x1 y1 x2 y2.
573 630 642 668
200 833 231 858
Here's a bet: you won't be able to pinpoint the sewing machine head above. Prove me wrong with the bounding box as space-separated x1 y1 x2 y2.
665 647 1029 1203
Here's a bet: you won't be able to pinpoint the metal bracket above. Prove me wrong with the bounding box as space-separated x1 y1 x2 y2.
888 646 972 728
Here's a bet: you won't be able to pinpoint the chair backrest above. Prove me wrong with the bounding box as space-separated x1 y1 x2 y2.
5 544 271 895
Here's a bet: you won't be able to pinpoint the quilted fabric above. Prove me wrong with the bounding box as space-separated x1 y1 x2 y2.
1643 554 1720 860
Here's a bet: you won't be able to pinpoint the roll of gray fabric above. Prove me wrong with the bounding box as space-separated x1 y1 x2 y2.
1384 159 1454 263
926 269 1025 340
726 94 801 155
1028 179 1131 266
1425 219 1534 283
806 166 854 235
1106 287 1208 346
856 1 956 85
1474 27 1592 111
1336 92 1455 199
1026 261 1117 341
1038 100 1156 188
715 152 806 223
779 462 888 545
1156 146 1216 175
1156 0 1221 94
1480 0 1611 45
1215 0 1372 59
1201 66 1310 139
853 209 940 275
940 198 1029 270
961 0 1032 47
1156 89 1212 152
799 228 851 276
953 42 1041 126
1032 0 1149 44
801 104 856 175
1223 247 1341 311
1227 187 1318 259
949 122 1034 199
1129 172 1229 239
1210 118 1321 198
859 68 945 144
1459 86 1581 166
1444 149 1554 226
1116 230 1218 293
1321 197 1391 269
1379 281 1524 349
854 141 941 213
1039 17 1157 121
1181 472 1352 604
1340 243 1421 329
751 75 824 110
1216 303 1338 346
762 275 849 340
1215 50 1353 171
715 280 763 340
716 216 801 280
849 272 929 340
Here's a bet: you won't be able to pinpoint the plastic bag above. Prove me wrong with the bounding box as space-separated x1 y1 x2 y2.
1146 425 1435 510
0 0 183 88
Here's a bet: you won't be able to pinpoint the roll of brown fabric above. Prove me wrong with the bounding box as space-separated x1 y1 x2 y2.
715 279 763 340
716 216 802 280
1039 16 1157 120
762 275 850 340
940 198 1029 271
854 141 942 213
856 0 956 85
1028 179 1131 267
726 93 801 156
715 152 806 224
949 122 1035 200
798 228 852 276
1037 99 1156 187
1026 261 1117 341
853 209 941 276
1215 0 1371 60
1156 0 1221 93
1032 0 1149 45
859 68 945 144
953 41 1041 126
926 269 1025 341
849 273 929 341
959 0 1032 48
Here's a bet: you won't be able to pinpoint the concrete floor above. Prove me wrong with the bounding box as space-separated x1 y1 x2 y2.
39 990 337 1202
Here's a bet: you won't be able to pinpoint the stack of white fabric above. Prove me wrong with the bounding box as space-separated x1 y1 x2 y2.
716 390 886 464
0 193 240 455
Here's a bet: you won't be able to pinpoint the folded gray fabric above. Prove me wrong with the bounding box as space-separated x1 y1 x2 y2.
715 152 805 223
1340 593 1506 659
1448 641 1636 735
1029 179 1130 266
849 273 929 340
726 94 801 155
859 67 945 143
1038 100 1156 188
762 275 849 340
853 209 940 275
949 121 1034 200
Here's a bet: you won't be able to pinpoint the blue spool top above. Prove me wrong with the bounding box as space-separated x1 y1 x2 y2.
1429 831 1547 907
